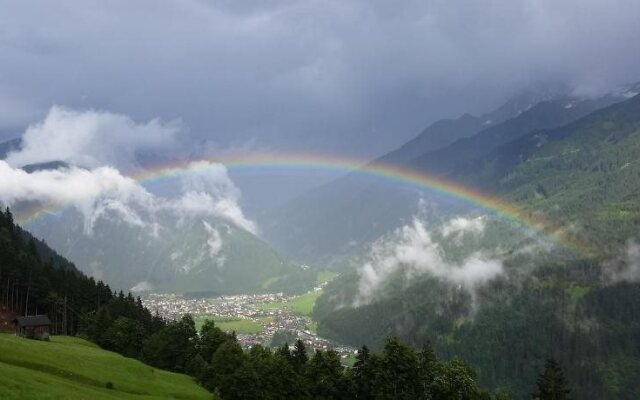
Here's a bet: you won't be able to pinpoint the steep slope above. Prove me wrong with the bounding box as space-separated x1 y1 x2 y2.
264 90 623 265
408 96 617 175
0 141 314 295
459 93 640 252
313 94 640 399
26 207 313 294
0 334 211 400
379 84 570 165
315 264 640 399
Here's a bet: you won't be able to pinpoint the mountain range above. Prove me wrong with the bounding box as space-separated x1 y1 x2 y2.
309 87 640 398
0 143 314 295
3 81 640 397
25 208 312 295
263 83 639 266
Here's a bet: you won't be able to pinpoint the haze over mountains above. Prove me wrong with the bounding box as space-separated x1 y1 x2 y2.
1 81 638 297
3 2 640 398
2 65 640 400
263 82 640 265
309 89 640 399
5 82 640 398
0 108 313 294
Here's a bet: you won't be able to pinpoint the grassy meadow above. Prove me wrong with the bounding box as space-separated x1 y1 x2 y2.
194 316 264 334
0 334 213 400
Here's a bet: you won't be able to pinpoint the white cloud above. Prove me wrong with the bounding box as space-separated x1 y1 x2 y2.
607 241 640 283
0 160 142 205
0 108 257 236
0 160 257 236
355 217 503 305
441 216 486 238
166 190 257 234
6 106 180 169
2 0 640 157
202 220 224 258
202 220 227 269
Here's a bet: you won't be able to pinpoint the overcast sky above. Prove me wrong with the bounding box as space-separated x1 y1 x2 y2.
1 0 640 158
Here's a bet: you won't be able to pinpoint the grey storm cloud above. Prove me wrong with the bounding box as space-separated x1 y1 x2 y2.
1 0 640 156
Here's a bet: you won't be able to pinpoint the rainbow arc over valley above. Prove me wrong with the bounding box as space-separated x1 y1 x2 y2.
17 152 592 257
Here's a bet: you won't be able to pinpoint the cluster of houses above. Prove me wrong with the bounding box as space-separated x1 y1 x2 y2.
141 292 357 362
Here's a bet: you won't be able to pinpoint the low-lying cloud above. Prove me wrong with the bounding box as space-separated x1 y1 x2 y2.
355 217 503 306
0 107 257 236
441 215 486 239
607 241 640 283
0 161 142 205
6 106 180 169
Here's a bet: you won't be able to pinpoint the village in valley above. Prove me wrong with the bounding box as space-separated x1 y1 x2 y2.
140 290 358 363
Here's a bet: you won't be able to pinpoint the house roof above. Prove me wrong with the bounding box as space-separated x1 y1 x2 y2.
14 315 51 327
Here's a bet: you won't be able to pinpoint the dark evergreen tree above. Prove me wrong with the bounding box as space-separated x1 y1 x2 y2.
142 315 197 373
350 345 375 400
307 349 347 400
532 359 571 400
417 341 438 400
209 339 246 395
292 339 308 372
199 319 232 362
103 316 145 357
377 337 420 399
431 359 483 400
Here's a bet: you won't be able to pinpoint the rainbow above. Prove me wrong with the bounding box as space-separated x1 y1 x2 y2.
16 152 592 256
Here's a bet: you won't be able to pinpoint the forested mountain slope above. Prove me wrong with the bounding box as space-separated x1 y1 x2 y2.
313 94 640 399
458 93 640 253
28 208 313 295
1 210 529 399
376 85 568 165
0 153 315 295
265 90 624 265
408 97 616 175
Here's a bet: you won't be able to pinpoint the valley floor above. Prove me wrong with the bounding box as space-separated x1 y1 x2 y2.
141 288 356 361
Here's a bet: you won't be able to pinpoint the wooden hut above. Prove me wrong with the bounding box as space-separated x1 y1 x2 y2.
13 315 51 340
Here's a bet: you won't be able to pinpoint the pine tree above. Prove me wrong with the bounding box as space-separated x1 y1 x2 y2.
379 337 420 399
5 207 14 228
278 342 292 362
532 359 571 400
308 349 346 399
199 319 231 362
210 339 246 394
351 345 375 400
292 339 308 372
418 341 438 399
431 359 480 400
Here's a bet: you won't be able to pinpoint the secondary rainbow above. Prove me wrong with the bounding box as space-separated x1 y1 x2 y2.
17 152 592 256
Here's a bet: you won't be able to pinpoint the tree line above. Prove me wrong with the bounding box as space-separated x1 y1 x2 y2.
0 207 116 334
1 207 572 399
105 313 570 400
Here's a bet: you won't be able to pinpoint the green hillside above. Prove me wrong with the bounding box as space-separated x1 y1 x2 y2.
0 334 213 400
457 93 640 253
264 92 620 266
28 209 314 295
313 95 640 398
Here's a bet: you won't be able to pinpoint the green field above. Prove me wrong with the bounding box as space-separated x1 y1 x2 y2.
261 289 322 316
0 334 213 400
194 316 264 334
316 270 337 285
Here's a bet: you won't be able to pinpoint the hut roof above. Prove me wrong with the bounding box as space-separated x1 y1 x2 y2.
13 315 51 327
